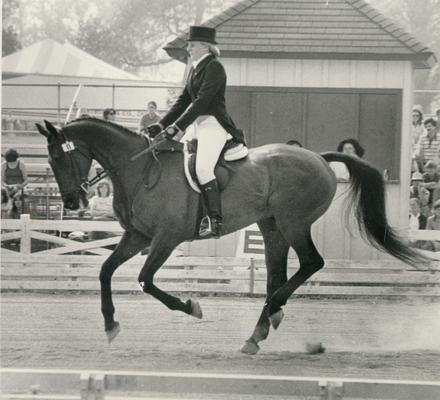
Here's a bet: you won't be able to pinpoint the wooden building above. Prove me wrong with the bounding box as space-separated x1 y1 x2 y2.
164 0 437 259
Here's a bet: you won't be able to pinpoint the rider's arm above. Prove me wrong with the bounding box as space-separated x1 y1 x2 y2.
159 87 192 128
173 61 224 131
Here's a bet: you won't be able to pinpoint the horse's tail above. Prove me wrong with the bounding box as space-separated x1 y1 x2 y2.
320 152 431 269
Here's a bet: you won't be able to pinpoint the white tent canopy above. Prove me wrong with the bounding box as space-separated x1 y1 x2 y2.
2 39 141 81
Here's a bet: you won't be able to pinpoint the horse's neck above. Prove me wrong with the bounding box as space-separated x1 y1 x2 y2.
77 124 144 172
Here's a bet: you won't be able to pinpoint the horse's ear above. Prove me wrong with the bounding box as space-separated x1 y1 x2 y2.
44 120 59 137
36 123 51 138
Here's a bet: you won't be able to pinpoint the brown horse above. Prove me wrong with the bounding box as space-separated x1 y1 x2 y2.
36 118 428 354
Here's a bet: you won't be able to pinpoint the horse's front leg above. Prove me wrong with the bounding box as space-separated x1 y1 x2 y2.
138 236 202 318
99 230 150 343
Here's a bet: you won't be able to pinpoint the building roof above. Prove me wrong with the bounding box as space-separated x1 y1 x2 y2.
2 39 142 80
164 0 436 68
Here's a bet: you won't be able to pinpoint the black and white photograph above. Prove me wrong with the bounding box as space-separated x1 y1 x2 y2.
1 0 440 398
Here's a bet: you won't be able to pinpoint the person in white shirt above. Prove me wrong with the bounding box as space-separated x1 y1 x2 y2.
89 181 114 221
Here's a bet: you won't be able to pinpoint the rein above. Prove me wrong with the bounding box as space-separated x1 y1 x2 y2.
61 132 167 193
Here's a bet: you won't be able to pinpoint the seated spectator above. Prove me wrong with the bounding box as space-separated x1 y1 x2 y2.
409 172 429 205
418 118 440 166
103 108 116 122
408 198 427 249
8 191 25 219
286 139 303 147
421 200 440 252
330 138 364 181
421 160 440 205
1 188 13 218
1 148 28 199
409 198 427 230
89 181 114 220
139 101 160 133
88 181 116 245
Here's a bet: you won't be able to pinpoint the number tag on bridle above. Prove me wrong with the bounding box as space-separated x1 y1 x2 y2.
62 141 75 152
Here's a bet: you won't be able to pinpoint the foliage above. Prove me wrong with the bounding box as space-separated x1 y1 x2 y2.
3 0 232 73
2 0 21 56
369 0 440 89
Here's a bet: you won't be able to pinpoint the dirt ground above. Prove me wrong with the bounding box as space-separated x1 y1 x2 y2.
1 293 439 381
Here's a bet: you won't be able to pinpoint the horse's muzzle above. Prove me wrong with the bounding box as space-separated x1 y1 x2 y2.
62 194 80 210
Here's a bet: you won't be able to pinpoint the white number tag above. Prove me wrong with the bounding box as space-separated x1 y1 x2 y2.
62 141 75 152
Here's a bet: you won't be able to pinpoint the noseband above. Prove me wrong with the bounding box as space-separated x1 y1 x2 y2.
56 133 92 198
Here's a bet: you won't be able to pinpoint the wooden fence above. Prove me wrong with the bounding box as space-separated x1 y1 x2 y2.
1 215 439 297
1 368 439 400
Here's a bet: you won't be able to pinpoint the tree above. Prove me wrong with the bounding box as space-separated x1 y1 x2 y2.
369 0 440 89
10 0 232 73
73 0 229 72
2 0 22 56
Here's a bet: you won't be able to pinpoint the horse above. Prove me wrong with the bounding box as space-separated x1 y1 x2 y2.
36 118 429 354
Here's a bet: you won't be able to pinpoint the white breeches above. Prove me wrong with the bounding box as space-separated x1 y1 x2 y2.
180 116 229 185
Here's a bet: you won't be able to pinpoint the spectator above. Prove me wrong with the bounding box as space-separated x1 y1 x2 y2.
408 197 427 249
418 118 440 166
421 160 440 205
1 149 28 199
1 188 13 218
286 139 303 147
410 171 431 218
411 105 425 172
103 108 116 122
421 200 440 251
88 181 116 244
8 191 24 219
330 138 364 180
89 181 114 221
409 197 427 230
139 101 160 133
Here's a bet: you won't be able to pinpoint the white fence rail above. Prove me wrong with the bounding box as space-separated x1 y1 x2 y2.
1 215 440 297
1 368 439 400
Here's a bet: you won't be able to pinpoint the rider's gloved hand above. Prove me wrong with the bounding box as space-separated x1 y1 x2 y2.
146 123 163 137
164 124 182 139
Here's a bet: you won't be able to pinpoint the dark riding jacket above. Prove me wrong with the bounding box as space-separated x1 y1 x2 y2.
159 54 246 144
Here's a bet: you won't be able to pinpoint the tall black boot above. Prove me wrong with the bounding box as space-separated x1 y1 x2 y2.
199 179 223 238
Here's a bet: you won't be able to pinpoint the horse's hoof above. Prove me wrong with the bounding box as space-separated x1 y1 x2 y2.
106 321 120 343
189 299 203 319
269 309 284 330
240 340 260 355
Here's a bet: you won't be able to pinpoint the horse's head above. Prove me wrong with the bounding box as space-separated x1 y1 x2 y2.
36 120 92 210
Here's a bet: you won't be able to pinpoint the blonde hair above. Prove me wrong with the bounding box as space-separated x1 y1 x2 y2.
208 43 220 57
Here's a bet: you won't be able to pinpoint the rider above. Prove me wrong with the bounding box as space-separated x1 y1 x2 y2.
147 26 246 238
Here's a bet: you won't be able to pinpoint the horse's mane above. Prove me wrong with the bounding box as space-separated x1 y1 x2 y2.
68 116 139 137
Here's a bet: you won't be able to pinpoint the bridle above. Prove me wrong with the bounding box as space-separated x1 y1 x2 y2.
55 130 168 198
53 131 93 199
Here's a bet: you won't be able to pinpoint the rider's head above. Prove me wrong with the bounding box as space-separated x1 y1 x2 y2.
186 26 220 61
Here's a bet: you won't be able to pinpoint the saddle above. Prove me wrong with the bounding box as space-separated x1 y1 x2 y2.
153 138 248 193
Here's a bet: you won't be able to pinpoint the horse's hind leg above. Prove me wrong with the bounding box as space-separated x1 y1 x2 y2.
267 225 324 325
100 230 150 343
138 237 202 318
241 218 289 355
